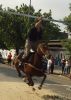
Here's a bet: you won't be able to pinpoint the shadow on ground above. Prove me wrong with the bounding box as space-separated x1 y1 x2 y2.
42 95 71 100
0 64 18 78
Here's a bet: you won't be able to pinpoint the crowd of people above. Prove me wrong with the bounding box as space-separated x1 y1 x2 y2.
0 49 15 65
46 55 71 75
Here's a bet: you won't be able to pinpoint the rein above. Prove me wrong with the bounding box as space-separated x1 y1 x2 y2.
37 46 46 56
40 47 45 55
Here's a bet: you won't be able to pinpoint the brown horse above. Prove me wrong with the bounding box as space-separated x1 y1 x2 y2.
13 42 48 89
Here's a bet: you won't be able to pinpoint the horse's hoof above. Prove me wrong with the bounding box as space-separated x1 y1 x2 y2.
22 78 25 81
24 79 26 82
32 87 36 91
26 82 31 86
38 86 41 90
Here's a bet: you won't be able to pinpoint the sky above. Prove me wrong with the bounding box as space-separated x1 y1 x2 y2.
0 0 71 31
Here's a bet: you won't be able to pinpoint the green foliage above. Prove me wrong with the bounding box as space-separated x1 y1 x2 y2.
0 4 62 53
64 3 71 32
69 3 71 11
62 39 71 55
64 14 71 32
63 4 71 58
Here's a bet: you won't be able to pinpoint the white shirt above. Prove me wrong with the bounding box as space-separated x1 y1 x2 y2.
65 61 69 67
47 59 52 68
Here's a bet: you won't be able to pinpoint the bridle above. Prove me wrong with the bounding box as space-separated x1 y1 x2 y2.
37 44 48 56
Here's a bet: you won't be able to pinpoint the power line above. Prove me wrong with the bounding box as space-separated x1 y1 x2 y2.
0 10 68 24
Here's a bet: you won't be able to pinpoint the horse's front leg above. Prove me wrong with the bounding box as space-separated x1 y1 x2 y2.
26 74 36 90
38 74 46 90
26 74 34 86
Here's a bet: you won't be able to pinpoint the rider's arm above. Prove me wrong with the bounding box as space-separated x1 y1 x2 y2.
35 17 42 28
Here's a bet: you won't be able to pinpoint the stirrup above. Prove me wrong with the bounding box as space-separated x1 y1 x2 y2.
30 49 35 53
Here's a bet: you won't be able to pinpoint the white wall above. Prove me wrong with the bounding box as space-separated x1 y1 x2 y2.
0 49 16 59
68 33 71 39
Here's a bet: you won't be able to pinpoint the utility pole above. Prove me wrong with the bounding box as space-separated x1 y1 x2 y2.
29 0 31 14
27 0 32 35
30 0 31 8
28 0 31 25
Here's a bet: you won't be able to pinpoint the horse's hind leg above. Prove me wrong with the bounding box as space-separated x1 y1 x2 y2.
38 74 46 90
15 66 22 77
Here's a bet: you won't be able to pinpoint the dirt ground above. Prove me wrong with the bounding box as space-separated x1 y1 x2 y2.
0 64 71 100
0 82 58 100
0 81 71 100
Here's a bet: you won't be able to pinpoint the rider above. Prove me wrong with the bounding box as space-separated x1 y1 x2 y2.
25 16 43 55
18 17 43 67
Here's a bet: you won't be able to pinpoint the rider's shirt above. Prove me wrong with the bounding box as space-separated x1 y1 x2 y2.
28 26 42 42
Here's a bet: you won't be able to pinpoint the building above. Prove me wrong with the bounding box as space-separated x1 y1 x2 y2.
48 40 69 59
68 33 71 39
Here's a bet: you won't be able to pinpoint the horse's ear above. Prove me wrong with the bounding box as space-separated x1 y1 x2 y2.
41 41 48 46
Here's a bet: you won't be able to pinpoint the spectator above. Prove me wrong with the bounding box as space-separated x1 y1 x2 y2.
0 52 3 63
51 56 55 74
47 55 52 74
61 58 66 74
64 59 69 75
7 52 12 66
68 58 71 74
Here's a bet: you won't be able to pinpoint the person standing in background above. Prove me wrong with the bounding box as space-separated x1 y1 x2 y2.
61 58 66 74
47 55 52 74
7 52 12 66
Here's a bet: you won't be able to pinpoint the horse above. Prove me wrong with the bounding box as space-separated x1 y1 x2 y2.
13 42 48 89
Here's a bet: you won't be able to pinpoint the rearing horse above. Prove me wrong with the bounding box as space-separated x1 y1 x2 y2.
13 42 48 89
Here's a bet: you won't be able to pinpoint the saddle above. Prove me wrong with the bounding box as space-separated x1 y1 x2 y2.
18 50 35 67
18 49 47 72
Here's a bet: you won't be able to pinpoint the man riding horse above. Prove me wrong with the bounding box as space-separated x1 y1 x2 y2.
18 17 44 67
14 18 48 89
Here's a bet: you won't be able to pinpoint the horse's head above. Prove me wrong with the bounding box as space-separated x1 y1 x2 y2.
37 42 48 56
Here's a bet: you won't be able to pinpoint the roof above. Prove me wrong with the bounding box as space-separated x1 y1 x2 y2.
48 40 62 47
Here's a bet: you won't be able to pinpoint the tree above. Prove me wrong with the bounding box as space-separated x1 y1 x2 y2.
0 4 61 54
64 3 71 32
0 4 35 54
63 4 71 59
62 39 71 66
42 10 61 40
